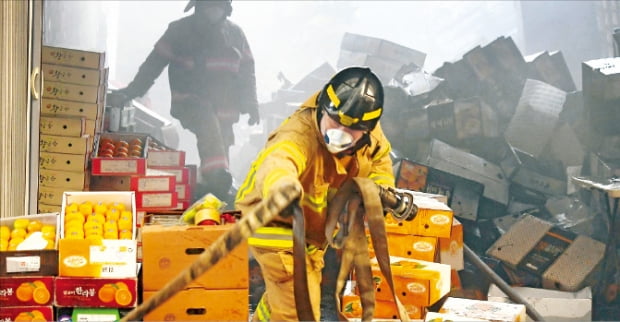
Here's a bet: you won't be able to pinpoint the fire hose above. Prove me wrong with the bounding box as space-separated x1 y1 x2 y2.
121 180 543 321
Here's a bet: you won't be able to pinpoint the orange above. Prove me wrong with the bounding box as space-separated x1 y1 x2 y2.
118 219 132 231
1 225 11 240
11 228 27 240
119 211 132 222
9 237 24 248
0 239 8 251
87 213 106 224
93 202 108 215
65 202 79 214
65 227 84 240
65 211 85 224
108 202 126 213
115 288 133 306
98 283 116 303
41 224 55 234
27 220 43 233
15 282 34 302
83 221 102 233
119 230 132 240
13 218 30 230
79 202 94 216
32 286 51 304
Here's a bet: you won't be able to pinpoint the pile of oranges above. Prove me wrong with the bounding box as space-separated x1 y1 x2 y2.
97 137 143 158
97 281 133 306
1 218 55 251
64 201 133 243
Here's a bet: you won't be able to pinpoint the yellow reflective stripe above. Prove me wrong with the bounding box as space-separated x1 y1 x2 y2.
237 140 307 201
301 191 327 214
255 227 293 235
326 84 340 108
249 226 294 248
248 237 294 248
362 107 382 121
256 295 270 321
370 172 395 186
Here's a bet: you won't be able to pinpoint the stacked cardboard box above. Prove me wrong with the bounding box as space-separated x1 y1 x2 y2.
141 224 249 321
342 192 457 320
0 213 60 321
55 191 139 315
38 46 108 213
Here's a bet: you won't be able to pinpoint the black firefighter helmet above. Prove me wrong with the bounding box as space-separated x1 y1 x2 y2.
317 66 384 131
184 0 233 16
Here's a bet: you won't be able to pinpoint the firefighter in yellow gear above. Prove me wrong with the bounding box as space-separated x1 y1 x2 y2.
235 67 395 321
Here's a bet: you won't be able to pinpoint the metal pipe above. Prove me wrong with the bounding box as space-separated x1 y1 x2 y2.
464 244 545 321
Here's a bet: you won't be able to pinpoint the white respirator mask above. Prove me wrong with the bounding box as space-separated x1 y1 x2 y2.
323 128 354 154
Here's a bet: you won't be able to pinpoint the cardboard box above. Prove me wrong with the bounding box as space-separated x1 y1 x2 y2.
175 183 191 201
339 32 426 68
147 149 186 168
40 134 91 155
71 308 120 322
487 284 592 322
54 276 138 308
141 224 248 290
149 166 190 184
58 191 137 277
341 293 425 320
414 139 509 205
439 297 526 322
135 191 178 210
438 217 464 271
58 239 138 278
384 194 453 238
424 311 488 321
39 151 88 172
40 115 85 138
37 204 62 214
42 45 105 70
142 288 248 321
486 214 605 291
38 185 67 206
368 233 437 262
0 212 59 255
0 305 54 321
360 256 451 307
91 133 150 176
0 276 54 306
504 79 566 158
41 98 102 120
39 168 87 190
89 169 176 193
42 63 106 86
43 81 105 104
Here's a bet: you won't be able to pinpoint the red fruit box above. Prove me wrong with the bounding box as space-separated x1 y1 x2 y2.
0 306 54 321
91 133 150 176
135 191 178 210
90 168 176 193
54 276 138 308
150 166 190 184
175 183 191 201
0 276 54 306
147 137 186 168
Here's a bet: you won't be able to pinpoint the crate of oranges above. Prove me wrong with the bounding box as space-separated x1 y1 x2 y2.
90 132 150 176
58 191 138 278
0 213 60 276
